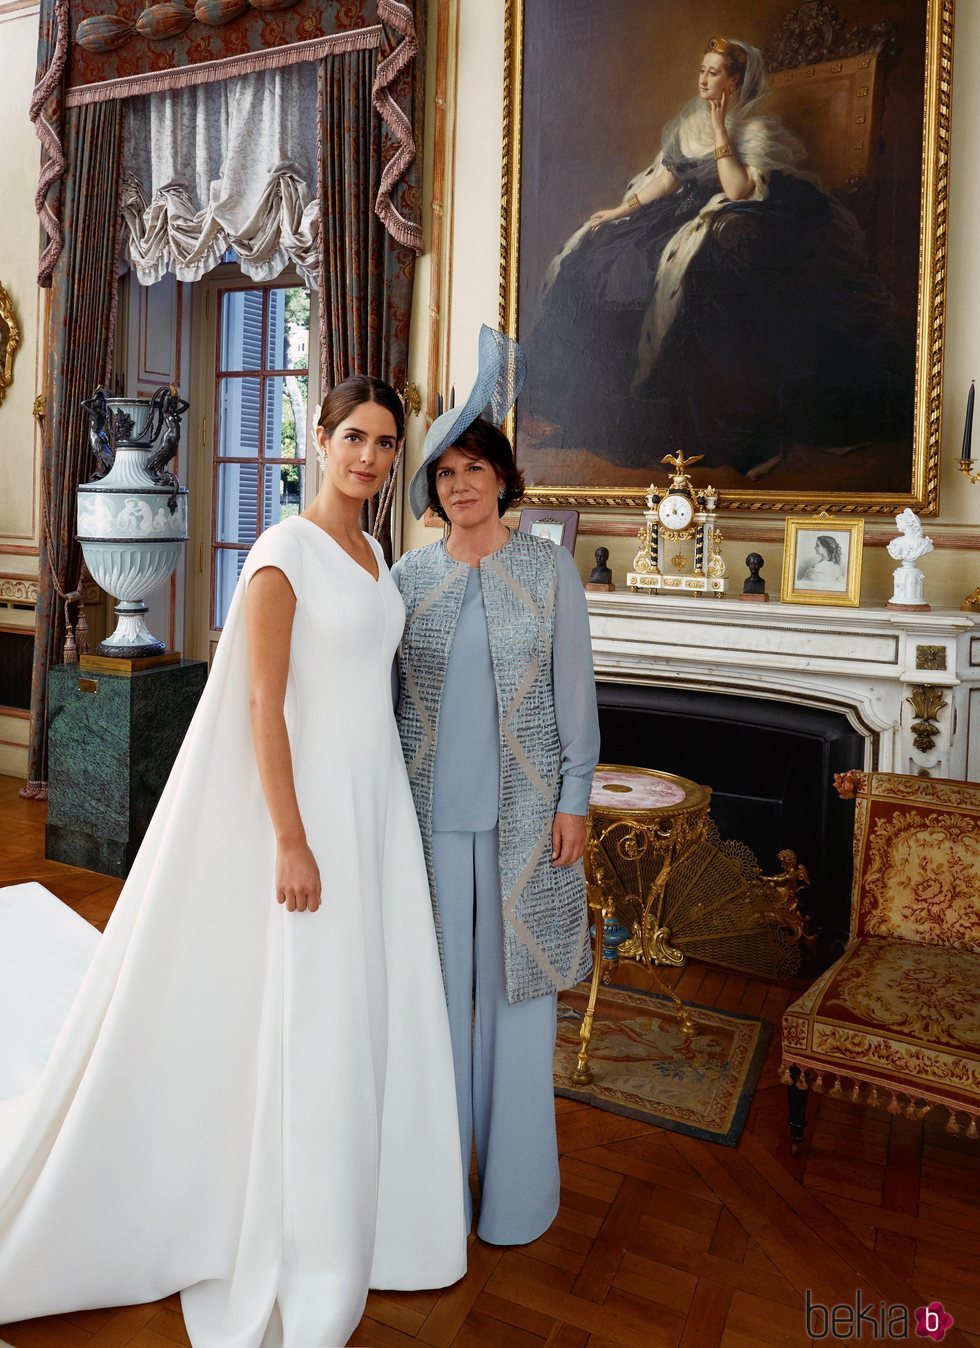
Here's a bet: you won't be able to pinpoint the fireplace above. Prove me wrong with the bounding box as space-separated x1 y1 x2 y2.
596 680 861 954
585 588 980 967
0 630 32 711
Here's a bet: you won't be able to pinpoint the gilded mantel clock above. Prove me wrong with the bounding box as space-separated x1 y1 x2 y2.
627 451 727 596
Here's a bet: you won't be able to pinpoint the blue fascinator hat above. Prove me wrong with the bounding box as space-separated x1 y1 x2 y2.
408 325 527 520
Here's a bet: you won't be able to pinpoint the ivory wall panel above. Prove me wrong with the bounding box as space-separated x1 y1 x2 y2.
0 7 42 560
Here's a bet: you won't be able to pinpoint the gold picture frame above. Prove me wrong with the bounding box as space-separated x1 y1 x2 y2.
499 0 953 515
0 281 20 407
780 515 865 606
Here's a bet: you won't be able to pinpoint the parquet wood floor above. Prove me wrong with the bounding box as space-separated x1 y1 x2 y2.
1 773 978 1348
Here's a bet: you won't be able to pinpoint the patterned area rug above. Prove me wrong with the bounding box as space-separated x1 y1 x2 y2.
555 983 771 1147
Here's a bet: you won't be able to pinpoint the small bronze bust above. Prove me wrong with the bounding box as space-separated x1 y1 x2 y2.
739 552 768 601
586 546 615 592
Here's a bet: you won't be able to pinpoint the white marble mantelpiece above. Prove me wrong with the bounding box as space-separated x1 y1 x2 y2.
586 591 980 781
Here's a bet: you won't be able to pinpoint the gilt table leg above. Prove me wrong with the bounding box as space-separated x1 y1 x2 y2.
572 895 606 1086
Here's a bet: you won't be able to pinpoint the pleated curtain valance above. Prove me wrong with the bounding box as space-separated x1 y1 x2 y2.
121 63 320 287
30 0 421 285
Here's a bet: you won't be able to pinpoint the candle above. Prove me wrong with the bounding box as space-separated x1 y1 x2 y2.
962 381 975 461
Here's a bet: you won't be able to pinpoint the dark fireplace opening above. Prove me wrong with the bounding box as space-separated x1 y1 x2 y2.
0 630 33 711
596 681 862 967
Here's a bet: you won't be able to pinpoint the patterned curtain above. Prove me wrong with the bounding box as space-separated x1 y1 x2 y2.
319 8 422 555
31 0 68 287
22 100 124 797
23 3 423 791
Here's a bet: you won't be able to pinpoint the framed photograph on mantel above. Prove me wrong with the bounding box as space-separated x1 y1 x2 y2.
517 507 580 552
500 0 952 515
780 515 865 605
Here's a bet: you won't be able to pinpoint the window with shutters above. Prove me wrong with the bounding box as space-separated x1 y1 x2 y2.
211 284 311 629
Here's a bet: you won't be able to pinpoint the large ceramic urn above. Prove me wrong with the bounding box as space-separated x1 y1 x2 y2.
77 385 189 658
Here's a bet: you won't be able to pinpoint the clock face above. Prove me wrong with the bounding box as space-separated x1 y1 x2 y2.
657 494 694 532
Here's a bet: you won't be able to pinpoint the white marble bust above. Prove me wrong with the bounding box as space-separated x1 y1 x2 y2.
886 509 934 608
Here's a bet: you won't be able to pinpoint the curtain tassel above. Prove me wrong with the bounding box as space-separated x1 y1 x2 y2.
63 595 78 664
76 599 90 655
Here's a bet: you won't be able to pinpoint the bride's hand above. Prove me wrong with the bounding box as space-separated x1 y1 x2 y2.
275 838 322 913
589 207 622 231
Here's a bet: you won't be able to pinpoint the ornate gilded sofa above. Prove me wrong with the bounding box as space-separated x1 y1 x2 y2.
780 771 980 1150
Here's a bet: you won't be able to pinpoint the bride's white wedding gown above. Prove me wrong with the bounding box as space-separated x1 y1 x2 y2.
0 516 467 1347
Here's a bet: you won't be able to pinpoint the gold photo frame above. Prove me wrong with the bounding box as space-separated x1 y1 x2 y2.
0 281 20 407
499 0 953 515
780 516 865 606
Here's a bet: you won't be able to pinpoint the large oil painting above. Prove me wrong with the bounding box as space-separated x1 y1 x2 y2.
501 0 952 512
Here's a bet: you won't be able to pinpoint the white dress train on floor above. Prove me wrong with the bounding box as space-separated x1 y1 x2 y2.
0 516 467 1347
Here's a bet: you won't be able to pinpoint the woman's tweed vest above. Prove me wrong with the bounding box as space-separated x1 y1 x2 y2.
394 531 592 1005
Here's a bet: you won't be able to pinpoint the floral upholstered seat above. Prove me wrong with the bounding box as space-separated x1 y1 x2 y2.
780 771 980 1148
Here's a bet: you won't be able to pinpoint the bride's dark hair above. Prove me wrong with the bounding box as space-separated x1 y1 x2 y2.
317 375 405 442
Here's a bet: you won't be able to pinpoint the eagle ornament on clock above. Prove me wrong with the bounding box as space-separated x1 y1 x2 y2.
628 451 727 596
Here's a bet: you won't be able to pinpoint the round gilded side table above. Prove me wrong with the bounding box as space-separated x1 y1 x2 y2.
572 764 712 1086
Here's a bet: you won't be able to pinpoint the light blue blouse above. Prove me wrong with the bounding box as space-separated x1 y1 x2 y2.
428 543 599 833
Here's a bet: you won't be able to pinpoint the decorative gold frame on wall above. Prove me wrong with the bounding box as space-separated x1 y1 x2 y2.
0 280 20 407
499 0 954 515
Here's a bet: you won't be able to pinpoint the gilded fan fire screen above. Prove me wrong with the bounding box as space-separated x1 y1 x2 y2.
572 765 809 1086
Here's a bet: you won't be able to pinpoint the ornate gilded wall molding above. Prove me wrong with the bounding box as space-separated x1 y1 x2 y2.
0 576 38 604
0 575 100 605
915 644 947 671
0 281 20 406
906 684 947 752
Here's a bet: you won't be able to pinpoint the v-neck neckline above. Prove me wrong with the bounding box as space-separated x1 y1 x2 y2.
293 516 381 583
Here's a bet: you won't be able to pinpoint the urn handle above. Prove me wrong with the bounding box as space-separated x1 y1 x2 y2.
146 384 190 513
81 386 115 480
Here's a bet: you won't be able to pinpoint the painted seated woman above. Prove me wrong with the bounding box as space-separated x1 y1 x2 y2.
524 36 910 479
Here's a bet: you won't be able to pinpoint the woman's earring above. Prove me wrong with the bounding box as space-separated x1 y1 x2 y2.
498 489 506 501
316 444 327 473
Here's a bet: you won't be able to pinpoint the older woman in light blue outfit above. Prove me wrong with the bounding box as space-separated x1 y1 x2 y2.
392 328 599 1245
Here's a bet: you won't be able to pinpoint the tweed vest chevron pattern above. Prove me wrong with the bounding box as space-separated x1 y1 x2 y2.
395 532 592 1004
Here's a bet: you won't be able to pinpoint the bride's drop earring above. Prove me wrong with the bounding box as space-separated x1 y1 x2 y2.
316 444 328 473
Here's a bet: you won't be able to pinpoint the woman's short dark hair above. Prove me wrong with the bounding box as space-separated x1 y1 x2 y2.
317 374 405 443
425 417 526 522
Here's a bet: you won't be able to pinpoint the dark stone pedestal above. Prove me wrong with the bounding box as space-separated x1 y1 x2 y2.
45 660 207 877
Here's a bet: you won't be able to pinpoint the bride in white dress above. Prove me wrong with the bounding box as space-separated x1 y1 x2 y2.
0 376 467 1347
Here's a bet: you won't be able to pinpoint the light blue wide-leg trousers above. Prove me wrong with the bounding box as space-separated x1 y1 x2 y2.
431 827 560 1245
